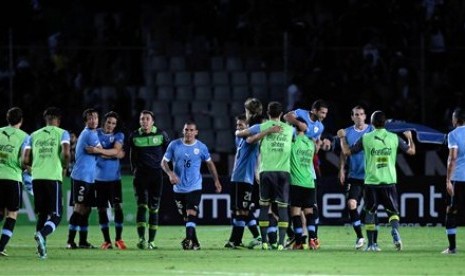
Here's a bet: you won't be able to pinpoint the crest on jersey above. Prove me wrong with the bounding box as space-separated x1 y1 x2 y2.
194 148 200 155
313 126 319 133
153 136 160 144
109 136 114 143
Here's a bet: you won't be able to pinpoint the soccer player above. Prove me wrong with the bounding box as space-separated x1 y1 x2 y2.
129 110 170 249
338 110 415 251
86 111 127 250
161 121 222 250
338 105 374 249
239 101 293 250
67 108 101 249
225 114 261 249
23 107 70 258
289 118 317 250
443 108 465 254
283 99 330 248
0 107 29 257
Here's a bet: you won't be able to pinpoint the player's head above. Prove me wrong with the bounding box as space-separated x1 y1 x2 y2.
452 107 465 127
244 98 263 120
139 110 154 131
267 101 283 119
351 105 366 125
103 111 119 133
182 120 198 144
370 110 386 128
43 107 62 126
311 99 329 122
6 107 23 126
235 114 247 131
82 108 99 129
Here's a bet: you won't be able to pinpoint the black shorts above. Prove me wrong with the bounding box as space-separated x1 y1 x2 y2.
173 190 202 218
133 169 163 209
259 171 290 204
345 178 364 202
364 184 399 215
0 180 22 211
230 182 254 212
32 179 63 216
95 180 123 208
70 178 96 207
446 181 465 211
289 185 316 208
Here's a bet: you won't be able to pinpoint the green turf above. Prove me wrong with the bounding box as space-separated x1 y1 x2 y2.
0 225 463 275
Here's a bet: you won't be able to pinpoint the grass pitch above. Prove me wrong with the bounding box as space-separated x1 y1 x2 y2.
1 225 463 275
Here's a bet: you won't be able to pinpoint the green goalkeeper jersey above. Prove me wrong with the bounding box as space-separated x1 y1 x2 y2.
290 134 315 188
0 126 28 181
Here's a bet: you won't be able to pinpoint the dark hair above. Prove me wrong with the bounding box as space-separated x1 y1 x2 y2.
6 107 23 125
183 120 197 129
371 110 386 128
104 111 119 121
235 114 247 121
244 98 263 115
43 107 62 120
351 105 365 116
311 99 329 111
453 108 465 124
82 108 98 122
267 101 283 118
140 110 154 120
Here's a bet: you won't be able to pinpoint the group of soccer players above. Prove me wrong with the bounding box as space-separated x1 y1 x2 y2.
0 98 464 258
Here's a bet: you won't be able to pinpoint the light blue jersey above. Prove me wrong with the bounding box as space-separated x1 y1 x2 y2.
95 128 124 182
294 108 324 140
163 139 210 193
448 126 465 182
71 127 101 183
344 124 374 180
230 136 259 185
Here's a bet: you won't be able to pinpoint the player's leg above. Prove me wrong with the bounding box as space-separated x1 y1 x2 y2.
78 184 95 249
185 190 202 250
0 181 21 256
113 180 126 249
133 176 148 249
96 181 112 249
147 171 163 249
363 186 378 251
442 181 462 254
346 179 364 249
380 185 402 251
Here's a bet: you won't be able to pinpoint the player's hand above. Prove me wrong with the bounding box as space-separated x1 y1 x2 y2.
403 130 412 139
85 146 100 154
268 125 282 134
168 172 179 185
214 180 222 193
337 129 346 138
338 170 345 186
321 138 331 151
446 180 454 197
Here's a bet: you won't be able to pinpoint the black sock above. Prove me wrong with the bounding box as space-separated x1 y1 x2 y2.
148 208 159 242
186 215 197 241
349 209 363 239
258 206 270 243
0 218 16 251
292 215 303 245
114 208 124 240
68 212 80 243
99 210 111 242
245 213 260 239
79 212 90 245
137 205 147 239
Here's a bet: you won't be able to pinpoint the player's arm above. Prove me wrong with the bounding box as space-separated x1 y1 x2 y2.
283 111 307 132
246 125 282 144
338 150 347 186
161 155 179 185
337 129 363 156
206 159 222 193
446 147 457 197
402 130 416 155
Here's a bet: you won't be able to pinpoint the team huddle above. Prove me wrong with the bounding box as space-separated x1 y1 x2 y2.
0 98 462 258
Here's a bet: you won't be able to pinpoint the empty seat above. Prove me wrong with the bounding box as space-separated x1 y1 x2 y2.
138 86 155 102
155 116 172 130
230 101 244 115
171 101 190 115
193 114 212 130
169 56 186 71
193 71 211 86
232 86 250 101
212 72 229 85
195 86 212 101
198 130 215 150
215 130 235 152
174 72 192 86
191 101 210 114
210 101 229 115
245 57 262 70
151 56 168 71
156 72 173 86
176 86 194 101
101 86 117 101
210 56 224 71
231 72 248 86
213 115 232 130
213 86 231 101
151 101 171 115
250 71 267 86
226 57 243 71
269 71 287 86
251 86 268 100
157 86 175 101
